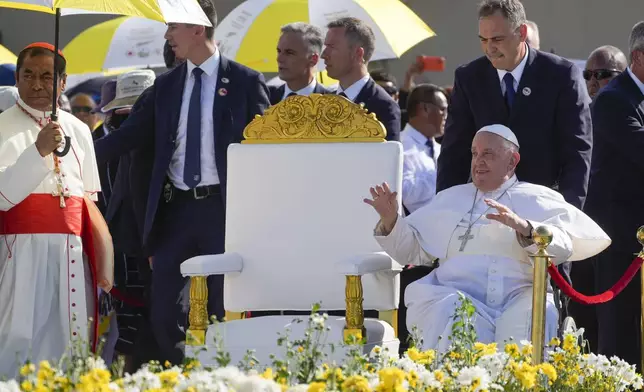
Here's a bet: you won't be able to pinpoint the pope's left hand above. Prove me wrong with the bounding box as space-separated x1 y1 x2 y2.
484 199 532 237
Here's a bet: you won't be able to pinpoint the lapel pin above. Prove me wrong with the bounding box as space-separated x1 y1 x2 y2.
522 87 531 96
218 88 228 96
221 77 229 84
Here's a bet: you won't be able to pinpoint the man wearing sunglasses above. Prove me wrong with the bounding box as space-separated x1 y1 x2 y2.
583 46 627 99
70 93 102 132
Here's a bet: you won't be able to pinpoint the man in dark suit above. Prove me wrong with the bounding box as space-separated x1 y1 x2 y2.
436 0 592 210
322 17 400 141
94 0 270 364
585 21 644 371
269 22 331 105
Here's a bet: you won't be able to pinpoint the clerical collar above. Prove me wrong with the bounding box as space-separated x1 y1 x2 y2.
480 175 518 198
17 97 52 120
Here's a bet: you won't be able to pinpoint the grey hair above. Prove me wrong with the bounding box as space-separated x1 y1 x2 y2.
478 0 527 30
525 20 540 49
588 45 628 71
502 139 519 154
628 21 644 64
280 22 324 55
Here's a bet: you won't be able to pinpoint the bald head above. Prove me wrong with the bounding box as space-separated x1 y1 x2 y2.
70 93 100 130
585 45 627 98
525 20 540 50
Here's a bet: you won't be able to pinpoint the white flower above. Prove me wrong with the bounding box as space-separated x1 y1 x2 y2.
286 385 310 392
235 375 281 392
456 366 491 391
0 380 21 392
311 313 326 327
85 356 107 370
178 370 231 391
477 353 508 379
418 370 441 389
122 367 162 390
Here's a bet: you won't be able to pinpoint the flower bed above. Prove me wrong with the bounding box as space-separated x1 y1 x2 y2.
2 296 642 391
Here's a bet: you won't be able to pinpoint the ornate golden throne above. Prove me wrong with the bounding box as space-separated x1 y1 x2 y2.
180 94 404 366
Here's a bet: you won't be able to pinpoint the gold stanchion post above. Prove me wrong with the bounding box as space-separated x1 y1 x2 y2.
187 276 209 346
637 226 644 373
530 226 553 365
344 275 366 342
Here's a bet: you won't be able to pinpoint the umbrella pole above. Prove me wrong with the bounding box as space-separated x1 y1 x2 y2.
51 7 60 121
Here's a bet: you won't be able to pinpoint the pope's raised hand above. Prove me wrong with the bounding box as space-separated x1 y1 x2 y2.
484 198 531 237
364 182 399 231
35 121 63 157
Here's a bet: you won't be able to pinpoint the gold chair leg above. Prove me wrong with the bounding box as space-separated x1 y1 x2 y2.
187 276 209 346
379 309 399 338
344 275 366 342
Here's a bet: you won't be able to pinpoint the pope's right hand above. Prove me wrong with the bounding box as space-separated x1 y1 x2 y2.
363 182 399 232
35 121 63 157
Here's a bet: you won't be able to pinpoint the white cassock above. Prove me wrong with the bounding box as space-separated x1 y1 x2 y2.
0 99 101 377
375 175 610 352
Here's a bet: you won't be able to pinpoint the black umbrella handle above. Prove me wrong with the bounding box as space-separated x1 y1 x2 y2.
50 113 71 157
50 9 70 158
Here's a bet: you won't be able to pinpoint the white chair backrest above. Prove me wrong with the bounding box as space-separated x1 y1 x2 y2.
223 94 403 312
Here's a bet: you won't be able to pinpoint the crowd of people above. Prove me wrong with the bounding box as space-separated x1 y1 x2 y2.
0 0 643 379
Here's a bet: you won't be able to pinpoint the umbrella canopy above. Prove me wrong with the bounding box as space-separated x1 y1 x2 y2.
215 0 435 72
0 0 212 25
63 17 167 74
0 44 17 64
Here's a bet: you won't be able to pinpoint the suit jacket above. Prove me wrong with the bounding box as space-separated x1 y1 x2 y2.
92 124 118 215
436 46 592 209
94 56 270 249
268 82 331 105
585 70 644 244
353 78 401 142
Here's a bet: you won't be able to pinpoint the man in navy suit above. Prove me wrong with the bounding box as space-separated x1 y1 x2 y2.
269 22 331 105
322 17 400 141
94 0 270 364
436 0 592 210
585 21 644 370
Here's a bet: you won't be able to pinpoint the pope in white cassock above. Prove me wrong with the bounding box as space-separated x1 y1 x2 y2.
0 43 103 376
365 124 611 351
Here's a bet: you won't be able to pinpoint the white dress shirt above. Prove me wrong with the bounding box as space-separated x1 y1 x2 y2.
337 74 370 102
400 124 440 213
168 50 220 190
627 67 644 95
496 44 529 95
282 78 317 99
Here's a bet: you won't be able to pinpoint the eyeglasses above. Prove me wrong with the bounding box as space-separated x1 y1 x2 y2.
72 106 93 114
583 69 621 81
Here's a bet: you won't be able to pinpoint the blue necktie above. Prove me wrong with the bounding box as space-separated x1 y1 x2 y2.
426 139 435 161
503 73 515 109
184 67 203 189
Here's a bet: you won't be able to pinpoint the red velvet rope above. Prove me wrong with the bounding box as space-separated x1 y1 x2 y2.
548 256 644 305
110 287 145 308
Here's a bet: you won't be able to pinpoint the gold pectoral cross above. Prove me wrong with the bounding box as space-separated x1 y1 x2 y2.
53 182 70 208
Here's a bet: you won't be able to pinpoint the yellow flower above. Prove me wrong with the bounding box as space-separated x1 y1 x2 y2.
562 334 580 354
504 343 520 358
512 363 537 389
298 346 305 353
343 375 372 392
564 373 580 387
549 337 561 347
407 347 436 365
20 363 36 376
21 381 33 392
448 352 461 360
158 370 180 387
262 368 274 380
407 370 419 388
521 342 533 356
77 368 112 392
308 381 326 392
474 342 497 356
334 368 345 382
538 363 557 382
434 370 445 382
376 368 406 392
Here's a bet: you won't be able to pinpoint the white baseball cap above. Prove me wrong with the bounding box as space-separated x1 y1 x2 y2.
102 69 155 112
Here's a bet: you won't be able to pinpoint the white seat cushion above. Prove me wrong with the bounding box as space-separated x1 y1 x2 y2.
187 316 399 367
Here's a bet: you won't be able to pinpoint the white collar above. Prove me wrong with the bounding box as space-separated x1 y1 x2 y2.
16 97 53 120
402 123 431 146
478 175 518 198
283 78 317 99
627 67 644 96
186 48 220 78
496 44 529 85
337 74 370 101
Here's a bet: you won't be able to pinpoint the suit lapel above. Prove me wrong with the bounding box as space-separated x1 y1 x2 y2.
509 46 537 123
353 78 373 105
213 56 231 140
313 83 326 94
165 63 187 142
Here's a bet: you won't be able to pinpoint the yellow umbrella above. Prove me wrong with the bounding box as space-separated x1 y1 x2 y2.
0 44 17 64
215 0 435 73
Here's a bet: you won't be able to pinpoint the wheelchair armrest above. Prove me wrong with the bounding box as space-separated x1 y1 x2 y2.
180 252 243 277
334 252 403 276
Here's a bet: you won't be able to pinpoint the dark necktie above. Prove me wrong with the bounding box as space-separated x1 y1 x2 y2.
426 139 435 161
503 73 515 109
338 91 348 98
286 92 297 98
184 67 203 189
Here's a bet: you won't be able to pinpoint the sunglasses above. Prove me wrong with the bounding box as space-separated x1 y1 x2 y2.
583 69 621 81
72 106 93 114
